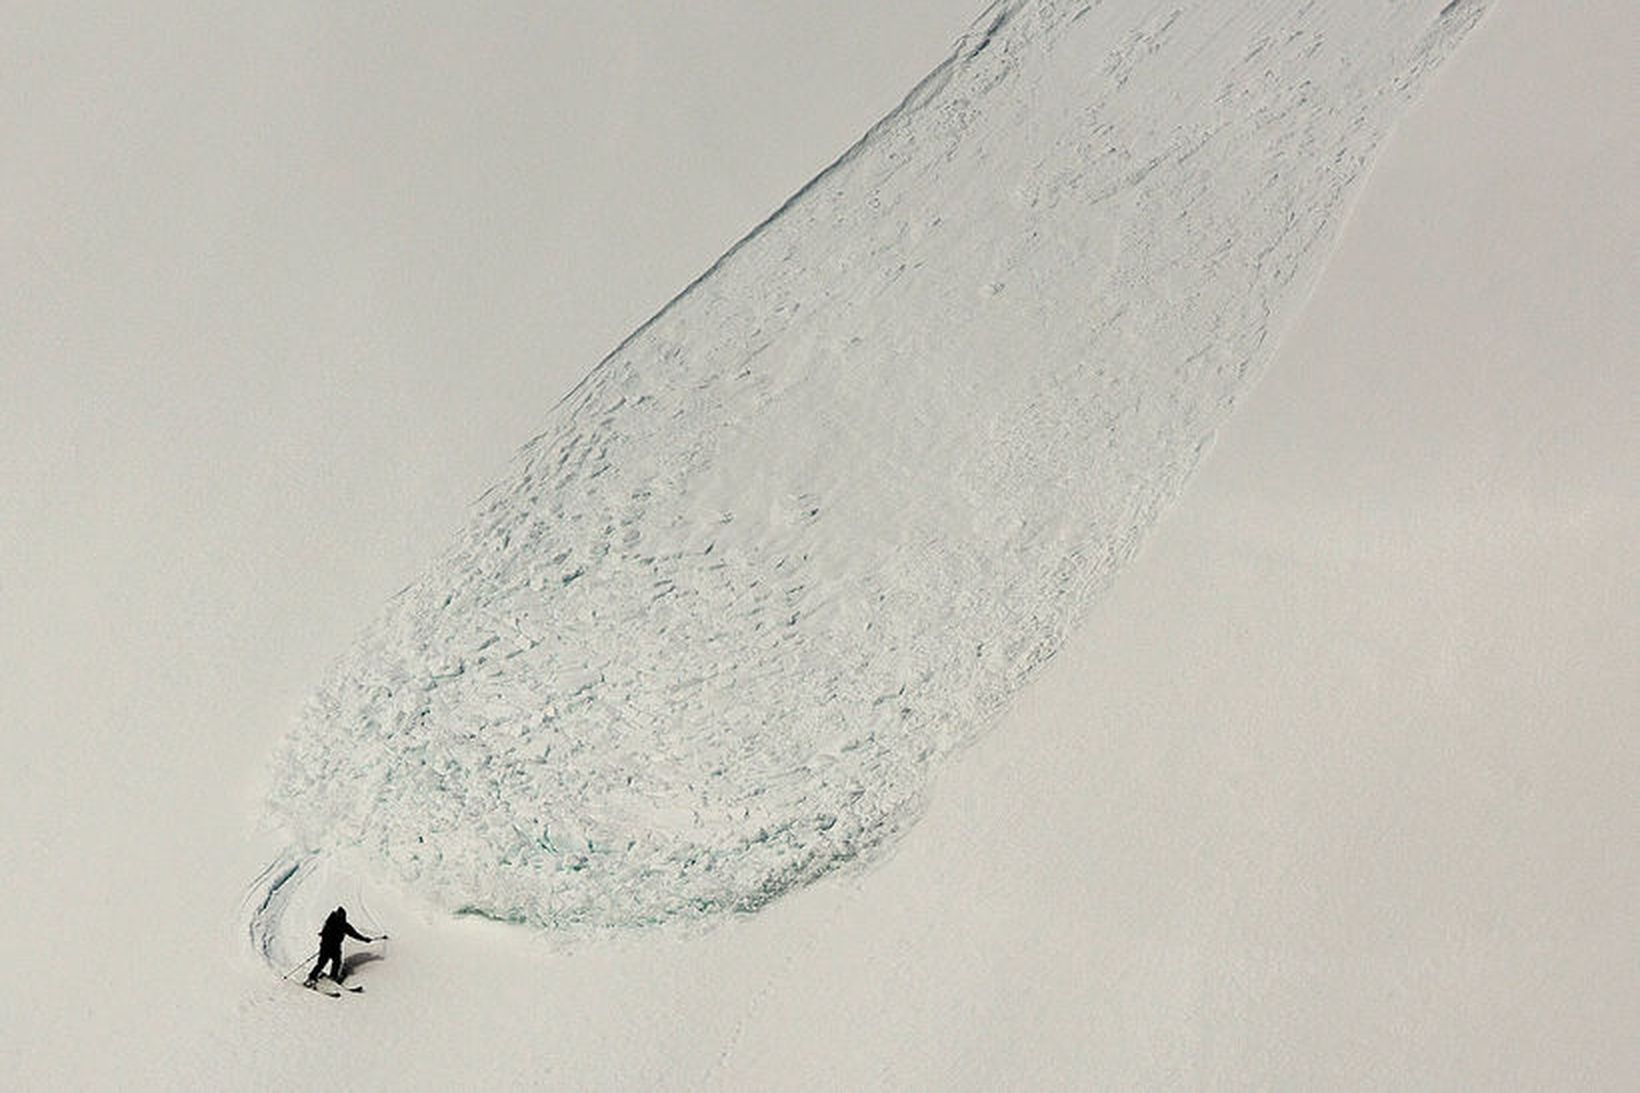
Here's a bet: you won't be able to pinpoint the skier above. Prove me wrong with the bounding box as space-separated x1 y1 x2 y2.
304 906 379 987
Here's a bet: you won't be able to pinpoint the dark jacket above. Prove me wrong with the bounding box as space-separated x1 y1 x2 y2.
318 908 369 952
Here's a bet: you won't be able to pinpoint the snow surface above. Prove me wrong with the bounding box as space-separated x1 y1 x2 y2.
6 0 1636 1086
266 0 1490 938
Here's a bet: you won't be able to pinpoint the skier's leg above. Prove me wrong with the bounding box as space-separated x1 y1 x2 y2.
326 951 343 981
305 952 326 985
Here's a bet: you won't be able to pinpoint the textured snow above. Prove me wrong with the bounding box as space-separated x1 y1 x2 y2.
265 0 1488 933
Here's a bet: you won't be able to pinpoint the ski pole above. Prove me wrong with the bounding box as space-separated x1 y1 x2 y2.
281 949 319 980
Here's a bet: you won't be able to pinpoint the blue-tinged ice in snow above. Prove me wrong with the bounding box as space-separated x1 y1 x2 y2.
264 0 1489 934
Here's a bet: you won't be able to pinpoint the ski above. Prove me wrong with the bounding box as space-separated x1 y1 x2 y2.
300 980 364 997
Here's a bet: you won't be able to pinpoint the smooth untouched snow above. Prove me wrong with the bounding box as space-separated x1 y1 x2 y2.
262 0 1488 939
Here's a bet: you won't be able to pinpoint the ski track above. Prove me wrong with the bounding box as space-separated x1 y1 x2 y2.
261 0 1488 939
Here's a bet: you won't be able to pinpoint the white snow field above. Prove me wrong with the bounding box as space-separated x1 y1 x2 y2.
5 0 1636 1088
264 0 1490 939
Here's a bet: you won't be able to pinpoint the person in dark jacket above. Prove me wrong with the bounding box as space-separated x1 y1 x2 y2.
304 906 377 986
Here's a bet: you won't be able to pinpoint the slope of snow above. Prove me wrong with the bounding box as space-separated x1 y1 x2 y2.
8 0 1634 1086
219 3 1635 1086
265 0 1489 938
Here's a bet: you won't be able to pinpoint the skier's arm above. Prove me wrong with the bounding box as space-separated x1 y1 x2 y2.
344 923 371 942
